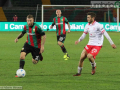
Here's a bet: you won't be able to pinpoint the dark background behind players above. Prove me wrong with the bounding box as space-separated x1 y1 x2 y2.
0 0 119 22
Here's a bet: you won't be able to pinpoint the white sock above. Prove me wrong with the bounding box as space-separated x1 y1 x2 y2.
78 67 83 74
91 61 96 67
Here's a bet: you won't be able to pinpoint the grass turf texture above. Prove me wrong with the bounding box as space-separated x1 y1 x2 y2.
0 31 120 90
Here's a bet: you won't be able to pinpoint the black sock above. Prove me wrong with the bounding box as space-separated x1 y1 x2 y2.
60 45 67 53
19 59 25 69
39 53 43 61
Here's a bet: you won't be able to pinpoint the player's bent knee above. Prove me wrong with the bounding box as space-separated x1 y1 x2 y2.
20 56 25 60
20 52 26 60
58 41 63 46
32 59 38 64
80 53 87 61
87 54 93 59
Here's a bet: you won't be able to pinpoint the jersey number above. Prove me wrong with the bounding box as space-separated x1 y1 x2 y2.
35 56 39 61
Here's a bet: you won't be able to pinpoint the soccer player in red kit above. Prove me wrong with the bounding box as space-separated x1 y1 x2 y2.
73 12 116 76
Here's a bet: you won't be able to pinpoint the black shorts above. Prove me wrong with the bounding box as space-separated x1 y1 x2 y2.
57 34 66 43
21 43 41 61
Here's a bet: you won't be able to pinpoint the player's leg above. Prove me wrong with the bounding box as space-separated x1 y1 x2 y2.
32 58 38 64
87 53 96 75
88 46 102 75
58 41 67 53
73 49 87 76
57 34 70 60
31 47 41 64
19 43 30 69
15 43 30 77
39 53 43 61
19 52 26 69
58 41 70 60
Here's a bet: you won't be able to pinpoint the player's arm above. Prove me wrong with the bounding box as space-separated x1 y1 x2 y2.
37 26 46 53
75 25 88 45
99 24 116 49
103 31 116 49
15 26 26 43
15 33 25 43
41 34 46 53
75 33 87 45
65 17 70 33
67 22 70 33
50 18 55 29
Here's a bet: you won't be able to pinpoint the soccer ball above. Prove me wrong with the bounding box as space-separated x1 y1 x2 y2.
16 69 26 78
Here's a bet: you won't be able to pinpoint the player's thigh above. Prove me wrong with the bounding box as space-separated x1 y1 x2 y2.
89 46 102 59
80 49 88 60
57 34 66 45
20 43 30 59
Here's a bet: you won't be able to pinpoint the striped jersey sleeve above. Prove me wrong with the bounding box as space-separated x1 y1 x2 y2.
98 23 105 34
64 17 68 24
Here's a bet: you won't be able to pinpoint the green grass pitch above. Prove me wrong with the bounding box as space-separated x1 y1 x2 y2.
0 31 120 90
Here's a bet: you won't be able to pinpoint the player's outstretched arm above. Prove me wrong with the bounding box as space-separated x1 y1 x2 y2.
15 33 24 43
67 22 70 33
75 40 79 45
40 35 46 53
111 44 116 49
75 33 87 45
50 22 55 29
103 31 116 49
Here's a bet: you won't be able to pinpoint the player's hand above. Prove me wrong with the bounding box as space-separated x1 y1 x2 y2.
50 25 53 29
75 40 79 45
15 38 18 43
40 45 44 53
111 44 116 49
67 30 70 33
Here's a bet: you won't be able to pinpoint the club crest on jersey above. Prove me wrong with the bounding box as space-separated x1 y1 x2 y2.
61 19 63 21
33 28 35 32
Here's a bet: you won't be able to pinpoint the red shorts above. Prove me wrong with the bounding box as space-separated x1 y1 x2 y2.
84 45 102 59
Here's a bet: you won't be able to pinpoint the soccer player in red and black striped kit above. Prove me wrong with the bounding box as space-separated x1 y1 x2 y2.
50 9 70 60
15 15 46 77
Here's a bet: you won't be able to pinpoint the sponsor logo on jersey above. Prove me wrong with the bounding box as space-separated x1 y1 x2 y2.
61 19 63 21
56 23 63 25
27 33 35 35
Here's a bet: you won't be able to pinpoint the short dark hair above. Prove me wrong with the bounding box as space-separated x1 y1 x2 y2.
87 12 96 18
27 14 34 19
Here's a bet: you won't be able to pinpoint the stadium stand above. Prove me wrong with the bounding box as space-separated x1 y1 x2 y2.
0 0 119 22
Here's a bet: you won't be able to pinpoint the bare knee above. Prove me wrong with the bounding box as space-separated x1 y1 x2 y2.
20 56 25 60
20 53 26 60
32 59 38 64
87 54 93 59
80 50 87 61
58 41 63 46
